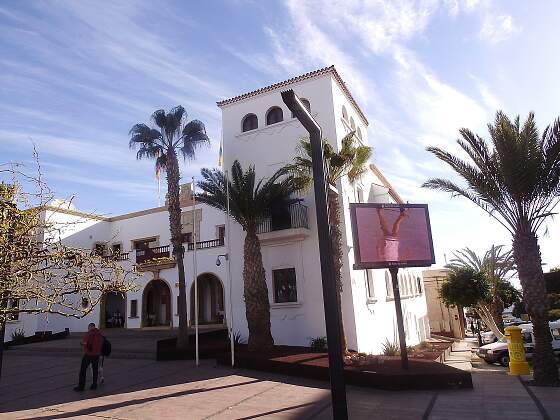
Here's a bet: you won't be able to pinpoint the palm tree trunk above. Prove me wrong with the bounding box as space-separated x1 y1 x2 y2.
327 189 347 353
0 320 5 379
243 228 273 351
166 151 189 349
513 229 559 386
491 291 505 332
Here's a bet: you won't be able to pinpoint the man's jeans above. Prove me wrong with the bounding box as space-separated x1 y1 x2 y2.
78 355 99 388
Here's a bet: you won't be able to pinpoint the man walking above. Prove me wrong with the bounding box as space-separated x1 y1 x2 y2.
74 322 103 391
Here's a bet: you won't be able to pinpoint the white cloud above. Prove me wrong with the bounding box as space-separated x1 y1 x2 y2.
479 14 519 44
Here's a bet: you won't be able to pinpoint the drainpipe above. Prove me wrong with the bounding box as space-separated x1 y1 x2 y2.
281 89 348 419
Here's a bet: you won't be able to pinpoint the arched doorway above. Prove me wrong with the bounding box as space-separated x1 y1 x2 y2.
100 292 126 328
190 273 225 325
142 279 172 327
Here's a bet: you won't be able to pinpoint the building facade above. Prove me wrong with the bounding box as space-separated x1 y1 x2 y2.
5 66 430 354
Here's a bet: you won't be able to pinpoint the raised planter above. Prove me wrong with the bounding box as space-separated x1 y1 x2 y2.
4 329 70 348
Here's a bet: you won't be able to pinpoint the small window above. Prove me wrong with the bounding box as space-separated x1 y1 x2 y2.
94 243 106 256
112 243 122 254
273 268 297 303
130 299 138 318
551 328 560 340
366 270 375 299
357 127 362 139
417 277 423 294
81 297 89 308
182 232 193 243
7 299 19 321
292 98 310 117
266 107 283 125
385 271 393 298
342 106 348 121
133 238 156 250
350 117 355 130
217 225 225 243
242 113 258 132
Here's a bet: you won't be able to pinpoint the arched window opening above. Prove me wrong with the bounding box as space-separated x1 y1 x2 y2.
350 117 356 130
242 113 258 132
266 106 284 125
342 106 348 121
292 99 311 118
357 127 362 139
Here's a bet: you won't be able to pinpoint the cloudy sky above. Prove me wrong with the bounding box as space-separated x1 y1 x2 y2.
1 0 559 270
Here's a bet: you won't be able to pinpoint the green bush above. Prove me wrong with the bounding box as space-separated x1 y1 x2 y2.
11 328 25 342
309 336 327 352
381 338 400 356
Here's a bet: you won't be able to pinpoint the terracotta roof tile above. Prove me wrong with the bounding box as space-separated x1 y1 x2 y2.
216 65 368 126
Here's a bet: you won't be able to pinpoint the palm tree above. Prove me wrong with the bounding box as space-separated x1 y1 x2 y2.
285 132 371 353
424 111 560 386
129 106 209 349
446 245 516 333
196 160 302 351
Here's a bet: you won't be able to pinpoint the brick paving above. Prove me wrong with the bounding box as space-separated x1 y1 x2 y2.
0 338 556 419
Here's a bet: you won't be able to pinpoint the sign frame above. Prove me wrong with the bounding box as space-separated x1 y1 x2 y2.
349 203 436 270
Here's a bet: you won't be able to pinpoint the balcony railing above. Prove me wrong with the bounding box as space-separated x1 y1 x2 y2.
257 202 309 234
135 245 170 264
187 238 225 251
102 252 130 262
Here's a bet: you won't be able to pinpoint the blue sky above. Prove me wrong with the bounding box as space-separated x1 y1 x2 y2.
1 0 560 270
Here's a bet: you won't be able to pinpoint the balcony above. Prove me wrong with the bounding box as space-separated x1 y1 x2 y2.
136 245 171 264
257 202 310 245
102 252 130 262
187 238 225 251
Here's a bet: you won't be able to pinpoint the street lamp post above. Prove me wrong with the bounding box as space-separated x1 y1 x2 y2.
281 89 348 419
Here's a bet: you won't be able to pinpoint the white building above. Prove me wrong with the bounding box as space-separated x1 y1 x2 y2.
5 66 430 354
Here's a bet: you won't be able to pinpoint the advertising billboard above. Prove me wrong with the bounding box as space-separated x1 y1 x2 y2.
350 203 435 269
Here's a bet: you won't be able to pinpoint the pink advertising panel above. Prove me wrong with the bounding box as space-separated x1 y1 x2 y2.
349 203 435 269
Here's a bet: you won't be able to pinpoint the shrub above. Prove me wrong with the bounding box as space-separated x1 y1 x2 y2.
309 336 328 352
11 328 26 342
381 339 400 356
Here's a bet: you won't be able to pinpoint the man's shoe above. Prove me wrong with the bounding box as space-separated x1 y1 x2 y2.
90 384 97 390
73 386 84 392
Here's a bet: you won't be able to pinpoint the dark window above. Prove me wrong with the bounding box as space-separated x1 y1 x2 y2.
182 232 193 243
133 238 156 250
81 297 89 308
266 107 283 125
217 225 225 243
273 268 297 303
112 243 122 254
7 299 19 321
366 270 375 299
242 113 258 132
292 98 310 117
94 243 106 256
130 299 138 318
417 277 423 294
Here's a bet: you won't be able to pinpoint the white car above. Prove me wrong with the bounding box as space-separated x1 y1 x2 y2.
481 331 497 345
477 321 560 366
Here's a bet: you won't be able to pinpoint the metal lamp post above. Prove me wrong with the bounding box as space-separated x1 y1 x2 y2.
281 89 348 419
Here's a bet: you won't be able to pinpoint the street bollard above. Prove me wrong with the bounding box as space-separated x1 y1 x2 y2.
504 326 530 375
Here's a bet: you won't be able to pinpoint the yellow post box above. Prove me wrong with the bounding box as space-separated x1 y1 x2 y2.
504 326 530 375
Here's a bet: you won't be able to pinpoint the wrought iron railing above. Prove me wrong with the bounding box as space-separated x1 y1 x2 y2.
257 202 309 234
135 245 170 264
187 238 225 251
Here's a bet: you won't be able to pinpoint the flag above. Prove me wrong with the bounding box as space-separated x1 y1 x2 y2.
217 133 224 168
155 150 161 181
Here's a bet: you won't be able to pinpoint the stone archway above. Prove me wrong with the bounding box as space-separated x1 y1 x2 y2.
190 273 225 325
100 292 126 328
142 279 172 327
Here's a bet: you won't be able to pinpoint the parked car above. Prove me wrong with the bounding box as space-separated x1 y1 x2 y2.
481 331 497 345
476 321 560 367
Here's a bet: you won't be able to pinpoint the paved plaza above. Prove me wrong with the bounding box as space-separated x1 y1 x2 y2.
0 338 558 419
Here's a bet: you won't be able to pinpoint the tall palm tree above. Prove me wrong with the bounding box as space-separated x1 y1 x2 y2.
285 132 371 353
129 106 209 349
446 245 516 332
196 160 302 351
424 111 560 386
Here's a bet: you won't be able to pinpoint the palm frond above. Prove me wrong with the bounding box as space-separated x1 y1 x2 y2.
180 119 209 160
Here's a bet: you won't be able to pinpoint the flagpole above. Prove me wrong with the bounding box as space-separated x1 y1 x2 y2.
225 169 234 367
192 177 199 367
